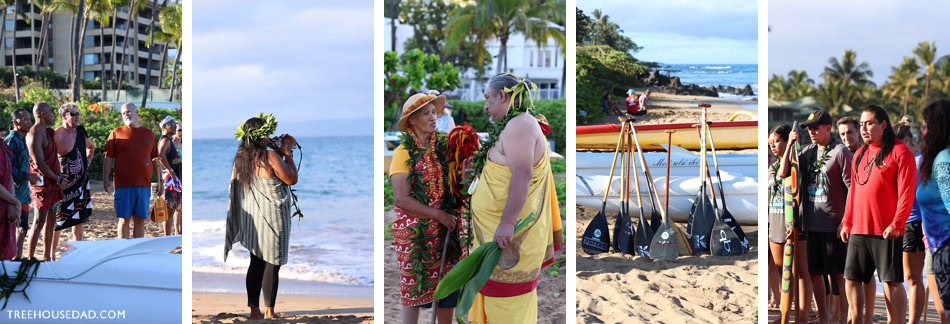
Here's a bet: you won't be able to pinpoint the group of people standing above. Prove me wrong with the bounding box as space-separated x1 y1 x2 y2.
389 73 563 324
768 99 950 324
0 102 182 261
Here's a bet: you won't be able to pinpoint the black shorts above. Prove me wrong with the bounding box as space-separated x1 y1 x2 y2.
415 290 460 309
807 232 847 275
845 234 904 283
932 244 950 309
904 221 926 253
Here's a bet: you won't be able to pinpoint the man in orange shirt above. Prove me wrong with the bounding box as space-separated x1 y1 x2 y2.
103 103 175 239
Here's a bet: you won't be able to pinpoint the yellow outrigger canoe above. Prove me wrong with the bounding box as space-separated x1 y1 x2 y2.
577 120 757 151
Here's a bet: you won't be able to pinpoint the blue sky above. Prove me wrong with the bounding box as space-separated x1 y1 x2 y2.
770 0 950 85
193 0 373 138
577 0 758 64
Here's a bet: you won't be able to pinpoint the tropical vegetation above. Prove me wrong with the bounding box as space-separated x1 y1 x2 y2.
769 42 950 120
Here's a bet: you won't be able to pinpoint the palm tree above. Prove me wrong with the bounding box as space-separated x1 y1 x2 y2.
768 74 790 101
815 78 852 115
913 41 936 103
31 0 56 69
0 0 19 101
787 70 814 99
115 0 142 100
936 55 950 98
156 1 178 100
85 0 113 100
822 49 874 88
882 56 920 116
444 0 565 74
139 0 164 108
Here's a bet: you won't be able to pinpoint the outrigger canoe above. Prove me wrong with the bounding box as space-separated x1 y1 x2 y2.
577 120 758 151
576 147 757 224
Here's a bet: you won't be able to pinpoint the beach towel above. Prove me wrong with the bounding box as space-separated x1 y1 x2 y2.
467 148 562 324
55 125 92 231
224 170 292 265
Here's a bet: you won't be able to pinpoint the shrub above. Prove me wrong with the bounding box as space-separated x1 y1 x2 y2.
576 45 648 125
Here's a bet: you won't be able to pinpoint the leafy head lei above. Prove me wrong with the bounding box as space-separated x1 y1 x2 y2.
234 113 278 142
466 73 543 193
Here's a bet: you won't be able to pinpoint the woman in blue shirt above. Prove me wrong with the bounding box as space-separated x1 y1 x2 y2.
918 99 950 316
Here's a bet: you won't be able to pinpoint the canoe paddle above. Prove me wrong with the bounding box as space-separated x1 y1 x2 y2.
612 123 635 255
699 122 742 256
626 119 653 257
648 130 679 260
705 121 749 252
687 104 715 254
581 121 625 255
780 121 802 323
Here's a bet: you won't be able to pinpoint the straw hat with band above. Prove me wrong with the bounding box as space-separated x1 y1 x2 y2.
396 93 446 132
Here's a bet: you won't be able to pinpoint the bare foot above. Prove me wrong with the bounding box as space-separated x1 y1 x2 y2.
264 311 281 319
249 307 262 320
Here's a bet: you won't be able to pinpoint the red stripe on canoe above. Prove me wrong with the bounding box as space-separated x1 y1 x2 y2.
576 121 758 135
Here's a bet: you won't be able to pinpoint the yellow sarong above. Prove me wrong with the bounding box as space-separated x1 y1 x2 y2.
467 151 562 324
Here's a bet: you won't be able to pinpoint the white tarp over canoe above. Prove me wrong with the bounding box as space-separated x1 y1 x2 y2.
0 236 181 323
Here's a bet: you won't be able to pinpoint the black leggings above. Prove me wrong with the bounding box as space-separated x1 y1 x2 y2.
246 254 281 308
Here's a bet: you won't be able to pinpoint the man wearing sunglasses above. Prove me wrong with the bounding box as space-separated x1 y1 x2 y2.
52 103 95 254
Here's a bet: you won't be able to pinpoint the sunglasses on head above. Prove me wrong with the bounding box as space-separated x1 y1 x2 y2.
68 112 79 117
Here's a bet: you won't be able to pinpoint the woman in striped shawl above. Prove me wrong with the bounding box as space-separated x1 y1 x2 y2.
224 115 298 320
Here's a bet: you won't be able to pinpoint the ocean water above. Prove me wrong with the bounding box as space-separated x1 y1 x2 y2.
191 136 374 294
657 64 758 99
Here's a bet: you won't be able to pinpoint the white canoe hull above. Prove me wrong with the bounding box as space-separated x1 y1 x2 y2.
1 236 181 323
576 150 758 225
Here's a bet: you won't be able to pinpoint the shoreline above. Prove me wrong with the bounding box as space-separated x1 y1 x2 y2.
192 271 372 299
192 292 373 323
591 92 758 127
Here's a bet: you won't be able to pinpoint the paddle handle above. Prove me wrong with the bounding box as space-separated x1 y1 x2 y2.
432 230 452 324
629 122 644 209
601 122 628 207
664 130 674 216
705 122 730 206
629 118 666 219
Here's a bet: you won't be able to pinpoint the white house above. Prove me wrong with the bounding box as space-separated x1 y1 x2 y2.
385 21 565 101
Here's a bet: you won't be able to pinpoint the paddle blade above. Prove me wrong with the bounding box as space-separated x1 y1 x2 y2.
613 209 635 255
687 188 715 254
709 217 743 256
582 210 611 255
649 222 678 261
721 207 749 253
634 211 655 257
649 209 661 234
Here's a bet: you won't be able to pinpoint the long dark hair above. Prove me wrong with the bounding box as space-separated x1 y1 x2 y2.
233 117 271 191
920 99 950 182
770 124 792 142
854 105 896 168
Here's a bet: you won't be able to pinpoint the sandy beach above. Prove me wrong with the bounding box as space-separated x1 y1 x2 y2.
384 209 566 323
766 294 945 323
19 180 178 260
592 93 757 126
192 293 373 323
577 93 759 323
576 205 758 323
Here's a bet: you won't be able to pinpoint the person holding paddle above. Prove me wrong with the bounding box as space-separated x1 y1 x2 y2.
781 110 852 324
390 93 467 324
839 105 916 324
463 73 561 323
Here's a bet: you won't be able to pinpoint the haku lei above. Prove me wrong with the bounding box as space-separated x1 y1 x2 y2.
234 113 277 142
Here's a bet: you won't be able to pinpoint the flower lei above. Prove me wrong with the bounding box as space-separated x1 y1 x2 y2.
467 74 541 191
398 129 464 298
234 113 277 142
809 144 832 177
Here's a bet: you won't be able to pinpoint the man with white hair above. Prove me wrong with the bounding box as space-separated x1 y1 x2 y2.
103 103 174 238
53 102 95 252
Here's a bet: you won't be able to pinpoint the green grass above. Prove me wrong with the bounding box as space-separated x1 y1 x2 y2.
544 255 566 278
384 223 393 240
384 178 393 211
550 159 566 174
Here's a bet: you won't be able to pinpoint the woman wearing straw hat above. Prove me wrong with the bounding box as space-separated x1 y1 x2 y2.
224 114 298 320
390 93 467 324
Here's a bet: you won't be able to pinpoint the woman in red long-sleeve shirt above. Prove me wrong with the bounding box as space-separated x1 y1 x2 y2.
838 105 917 324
